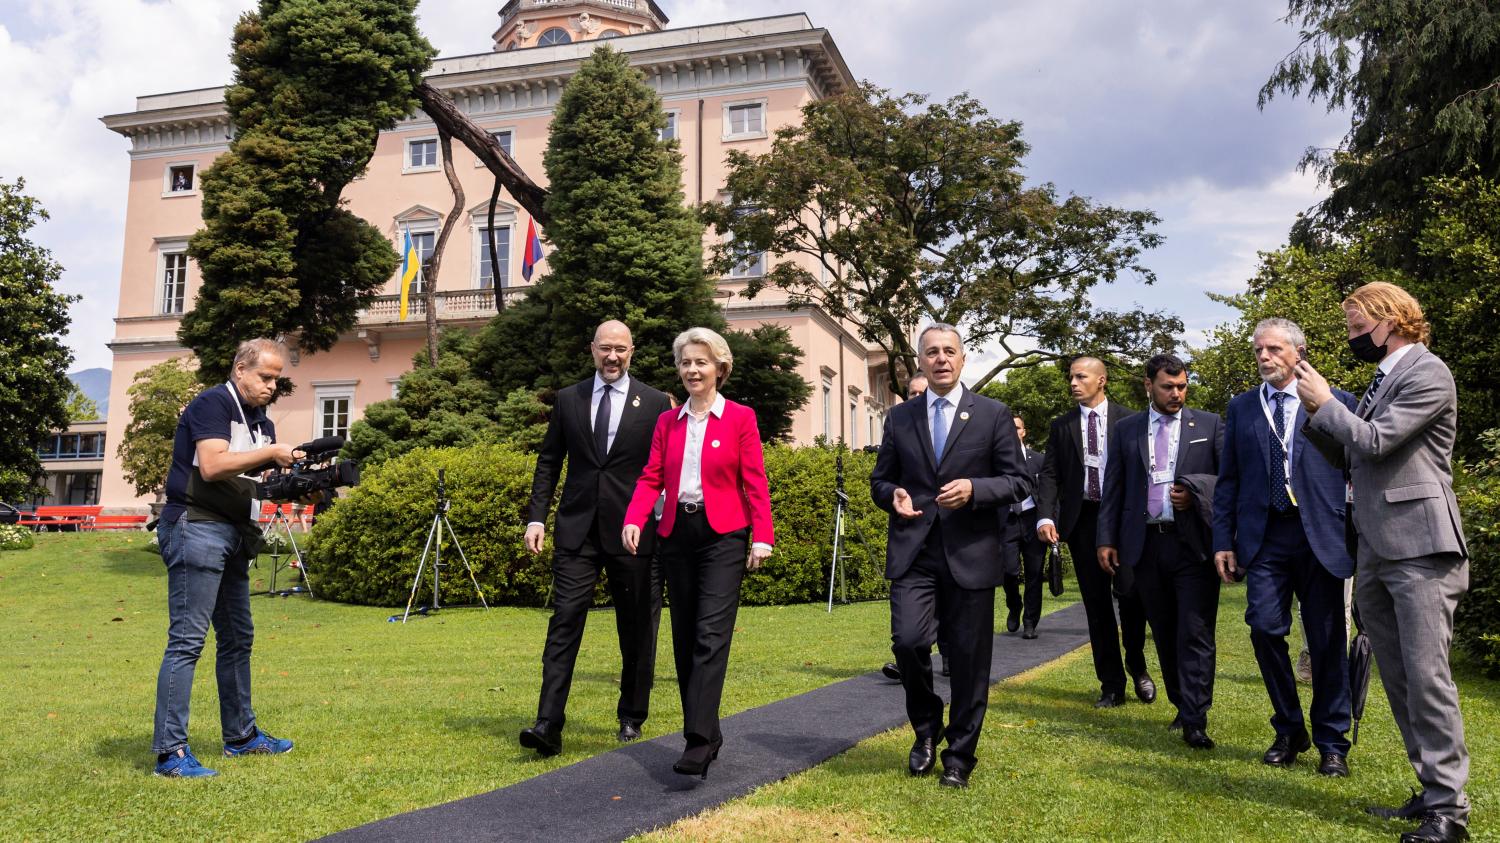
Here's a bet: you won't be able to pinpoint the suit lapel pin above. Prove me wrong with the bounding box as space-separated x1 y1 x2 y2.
1188 420 1196 428
959 411 970 421
631 395 640 408
711 439 721 448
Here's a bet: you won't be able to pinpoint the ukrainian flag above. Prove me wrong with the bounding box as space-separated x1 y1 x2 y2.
399 230 420 320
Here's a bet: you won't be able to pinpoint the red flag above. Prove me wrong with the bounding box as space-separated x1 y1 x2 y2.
521 217 544 281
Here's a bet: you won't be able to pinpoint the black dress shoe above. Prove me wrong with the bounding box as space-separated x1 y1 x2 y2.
518 719 562 757
1182 727 1216 750
1262 731 1312 767
1133 673 1157 704
908 736 936 776
1317 751 1349 777
1401 814 1469 843
1007 607 1021 633
938 765 970 789
881 662 902 681
617 721 642 743
672 738 722 779
1021 622 1037 639
1368 790 1426 820
1094 691 1125 709
1167 714 1183 731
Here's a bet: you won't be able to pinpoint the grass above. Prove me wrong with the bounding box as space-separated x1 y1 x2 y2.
0 532 1075 840
641 585 1500 842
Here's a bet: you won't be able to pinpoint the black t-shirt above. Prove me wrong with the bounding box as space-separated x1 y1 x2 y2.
162 384 276 526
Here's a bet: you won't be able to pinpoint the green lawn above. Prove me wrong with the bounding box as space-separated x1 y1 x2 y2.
643 583 1500 842
1 532 1073 840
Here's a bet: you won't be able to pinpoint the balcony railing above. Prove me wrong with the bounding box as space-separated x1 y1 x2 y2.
358 288 526 325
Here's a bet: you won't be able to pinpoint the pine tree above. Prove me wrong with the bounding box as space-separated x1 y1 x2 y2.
181 0 435 385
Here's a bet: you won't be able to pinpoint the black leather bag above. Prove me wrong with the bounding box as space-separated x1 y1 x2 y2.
1047 542 1065 597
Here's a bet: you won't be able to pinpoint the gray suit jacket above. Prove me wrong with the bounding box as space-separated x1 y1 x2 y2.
1303 343 1468 562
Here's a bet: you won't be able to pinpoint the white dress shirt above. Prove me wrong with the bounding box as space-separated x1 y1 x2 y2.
1260 378 1299 469
675 393 771 552
591 372 631 454
1146 404 1183 523
1036 400 1108 533
1379 343 1415 376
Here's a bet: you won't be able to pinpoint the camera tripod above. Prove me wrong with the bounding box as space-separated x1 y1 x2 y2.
256 505 313 598
827 450 873 612
395 469 489 623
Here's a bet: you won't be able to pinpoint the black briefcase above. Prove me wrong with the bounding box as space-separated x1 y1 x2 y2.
1047 542 1065 597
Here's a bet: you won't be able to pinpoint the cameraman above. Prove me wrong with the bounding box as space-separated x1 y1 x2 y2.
151 338 299 778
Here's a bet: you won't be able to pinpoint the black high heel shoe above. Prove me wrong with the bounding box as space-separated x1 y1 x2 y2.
672 738 723 779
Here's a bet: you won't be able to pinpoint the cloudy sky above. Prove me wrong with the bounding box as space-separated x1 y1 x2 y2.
0 0 1347 373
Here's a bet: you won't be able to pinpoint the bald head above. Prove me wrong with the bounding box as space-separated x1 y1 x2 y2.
591 320 634 383
1068 356 1108 408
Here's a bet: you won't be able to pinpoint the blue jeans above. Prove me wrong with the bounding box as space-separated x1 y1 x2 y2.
152 518 258 754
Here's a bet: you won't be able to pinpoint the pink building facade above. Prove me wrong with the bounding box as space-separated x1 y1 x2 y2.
98 4 895 510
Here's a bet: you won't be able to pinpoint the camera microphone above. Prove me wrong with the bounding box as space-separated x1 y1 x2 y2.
297 436 346 457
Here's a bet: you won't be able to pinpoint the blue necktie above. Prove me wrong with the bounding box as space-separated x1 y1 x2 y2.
931 397 949 462
1359 369 1387 414
1269 391 1292 513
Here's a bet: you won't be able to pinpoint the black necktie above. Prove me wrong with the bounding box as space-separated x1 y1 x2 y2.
1269 390 1292 513
594 385 612 461
1359 369 1387 414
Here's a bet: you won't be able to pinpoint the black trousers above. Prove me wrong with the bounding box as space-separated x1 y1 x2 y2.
1069 502 1149 695
658 506 748 745
1136 526 1221 729
889 527 995 772
1003 534 1046 628
536 522 661 728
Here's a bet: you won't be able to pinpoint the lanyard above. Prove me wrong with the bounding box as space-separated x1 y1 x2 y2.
1259 386 1295 465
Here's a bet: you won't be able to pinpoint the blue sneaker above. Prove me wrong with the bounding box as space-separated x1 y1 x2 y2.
223 730 294 757
155 747 218 778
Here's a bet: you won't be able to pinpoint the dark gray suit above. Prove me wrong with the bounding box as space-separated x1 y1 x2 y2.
1304 343 1470 824
871 387 1030 772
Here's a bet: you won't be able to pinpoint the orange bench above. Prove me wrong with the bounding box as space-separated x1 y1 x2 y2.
257 502 310 531
17 505 103 530
83 514 149 531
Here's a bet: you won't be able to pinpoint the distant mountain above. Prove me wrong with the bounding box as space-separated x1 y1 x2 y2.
68 368 111 420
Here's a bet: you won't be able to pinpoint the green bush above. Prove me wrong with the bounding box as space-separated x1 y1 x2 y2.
0 525 34 551
305 442 897 607
742 445 889 606
305 444 547 606
1455 429 1500 673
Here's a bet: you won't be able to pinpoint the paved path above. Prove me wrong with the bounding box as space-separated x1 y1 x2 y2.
324 601 1090 843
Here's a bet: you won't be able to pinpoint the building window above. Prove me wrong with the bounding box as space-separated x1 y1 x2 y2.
538 27 572 46
504 40 519 51
477 129 514 166
408 230 436 295
599 29 623 39
476 225 511 289
161 251 188 314
405 137 439 172
723 100 767 140
37 433 105 460
164 164 195 195
63 472 101 506
660 111 678 142
724 202 765 278
318 395 351 439
850 400 859 448
822 378 833 438
868 413 879 446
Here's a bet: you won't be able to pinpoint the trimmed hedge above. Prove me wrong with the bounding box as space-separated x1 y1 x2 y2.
304 442 891 607
1455 430 1500 674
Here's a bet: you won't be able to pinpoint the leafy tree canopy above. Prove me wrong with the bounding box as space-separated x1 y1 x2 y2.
0 178 74 502
118 357 200 499
977 357 1145 444
702 82 1179 394
182 0 435 386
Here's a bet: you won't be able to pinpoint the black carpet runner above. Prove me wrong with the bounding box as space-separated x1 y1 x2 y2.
324 601 1090 843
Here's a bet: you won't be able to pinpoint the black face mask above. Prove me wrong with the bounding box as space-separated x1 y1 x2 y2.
1348 325 1388 363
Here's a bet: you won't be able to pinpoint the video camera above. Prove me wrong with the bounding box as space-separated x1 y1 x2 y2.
255 436 360 503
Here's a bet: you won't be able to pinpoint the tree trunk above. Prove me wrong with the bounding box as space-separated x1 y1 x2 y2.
424 129 466 366
417 82 549 226
486 177 503 312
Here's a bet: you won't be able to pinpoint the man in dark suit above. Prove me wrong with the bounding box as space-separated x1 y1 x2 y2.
871 323 1031 789
1212 318 1355 777
1036 357 1155 707
520 320 674 756
1099 353 1224 749
1003 415 1047 639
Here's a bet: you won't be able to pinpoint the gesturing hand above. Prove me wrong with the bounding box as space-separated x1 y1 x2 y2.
893 488 923 520
935 479 973 509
